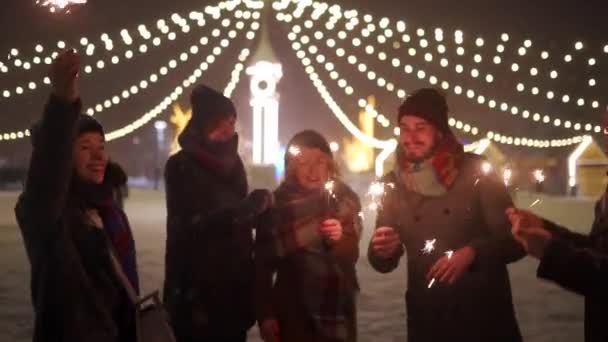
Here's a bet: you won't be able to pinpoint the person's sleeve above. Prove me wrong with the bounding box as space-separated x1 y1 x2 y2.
18 95 81 238
469 168 526 269
367 182 404 273
254 213 278 323
543 219 592 248
537 239 608 296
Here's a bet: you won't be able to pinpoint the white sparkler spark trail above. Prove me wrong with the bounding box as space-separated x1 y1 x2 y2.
37 0 87 13
421 239 437 255
529 199 542 208
428 250 454 289
288 145 301 157
367 181 394 211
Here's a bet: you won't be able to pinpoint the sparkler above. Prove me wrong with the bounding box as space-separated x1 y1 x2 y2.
503 168 512 187
475 161 493 186
367 181 394 211
288 145 301 157
428 250 454 289
324 179 336 207
421 239 437 255
534 169 545 183
36 0 87 13
529 199 542 208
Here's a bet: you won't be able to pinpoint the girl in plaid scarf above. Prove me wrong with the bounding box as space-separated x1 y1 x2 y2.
255 130 362 342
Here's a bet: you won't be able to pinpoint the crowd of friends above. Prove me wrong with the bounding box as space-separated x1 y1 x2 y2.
15 50 608 342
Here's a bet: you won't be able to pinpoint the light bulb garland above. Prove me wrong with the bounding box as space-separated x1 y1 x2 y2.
105 25 258 141
279 1 586 149
0 2 256 142
291 0 603 136
0 4 240 103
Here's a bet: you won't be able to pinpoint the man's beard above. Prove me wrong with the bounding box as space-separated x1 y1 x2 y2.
402 135 442 164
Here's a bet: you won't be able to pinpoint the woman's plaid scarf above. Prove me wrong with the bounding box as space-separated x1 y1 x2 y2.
258 180 360 341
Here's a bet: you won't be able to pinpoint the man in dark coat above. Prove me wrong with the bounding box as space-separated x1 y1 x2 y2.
507 115 608 342
163 85 271 342
368 88 525 341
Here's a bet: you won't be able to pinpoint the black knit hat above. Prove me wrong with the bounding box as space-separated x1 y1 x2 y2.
30 114 104 147
398 88 451 134
76 114 105 138
285 130 332 165
190 84 236 131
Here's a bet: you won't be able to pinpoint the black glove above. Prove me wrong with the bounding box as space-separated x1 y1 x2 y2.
234 189 274 225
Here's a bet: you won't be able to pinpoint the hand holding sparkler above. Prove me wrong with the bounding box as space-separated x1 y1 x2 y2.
319 219 343 242
505 208 552 259
50 50 80 102
371 227 402 259
427 246 475 286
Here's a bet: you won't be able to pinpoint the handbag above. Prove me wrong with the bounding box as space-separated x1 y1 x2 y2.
109 248 176 342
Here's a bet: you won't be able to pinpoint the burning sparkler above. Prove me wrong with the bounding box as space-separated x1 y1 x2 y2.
529 199 542 208
324 179 336 207
503 168 512 187
367 181 394 211
36 0 87 13
428 250 454 289
474 161 493 186
534 169 545 183
288 145 301 157
421 239 437 255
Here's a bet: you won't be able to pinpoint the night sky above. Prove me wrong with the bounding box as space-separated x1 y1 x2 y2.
0 0 606 176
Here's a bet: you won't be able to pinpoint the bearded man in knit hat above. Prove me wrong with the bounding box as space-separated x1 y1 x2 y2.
163 84 273 342
367 88 525 341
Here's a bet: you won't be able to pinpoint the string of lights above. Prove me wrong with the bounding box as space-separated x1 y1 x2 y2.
281 16 395 149
0 3 245 103
105 24 258 141
279 2 586 149
289 1 603 136
0 4 259 142
85 17 248 116
0 0 252 73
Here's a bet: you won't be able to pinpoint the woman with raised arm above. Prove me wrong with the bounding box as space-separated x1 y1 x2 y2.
15 50 139 342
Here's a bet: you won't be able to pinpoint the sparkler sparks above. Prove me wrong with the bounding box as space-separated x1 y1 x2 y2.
534 169 545 183
421 239 437 255
481 161 493 175
529 199 542 208
36 0 87 13
367 181 394 211
428 250 454 289
288 145 301 157
503 168 512 187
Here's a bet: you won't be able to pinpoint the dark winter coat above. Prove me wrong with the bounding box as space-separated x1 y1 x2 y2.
14 96 136 342
537 190 608 342
368 153 525 342
163 138 255 341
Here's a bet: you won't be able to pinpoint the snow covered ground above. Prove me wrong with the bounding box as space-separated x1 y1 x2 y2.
0 190 592 341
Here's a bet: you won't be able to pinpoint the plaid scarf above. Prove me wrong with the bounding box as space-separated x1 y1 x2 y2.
260 181 359 341
74 179 140 295
398 132 464 192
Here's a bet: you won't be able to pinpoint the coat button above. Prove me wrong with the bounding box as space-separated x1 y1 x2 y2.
444 208 451 215
414 215 421 222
